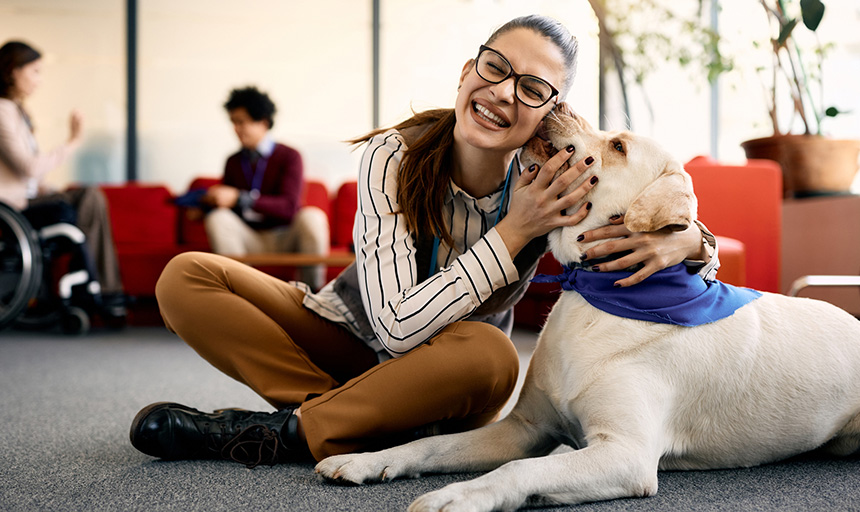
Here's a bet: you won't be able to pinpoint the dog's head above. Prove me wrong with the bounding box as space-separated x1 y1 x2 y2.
521 103 698 266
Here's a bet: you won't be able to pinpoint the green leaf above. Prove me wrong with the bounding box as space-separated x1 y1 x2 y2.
825 106 850 117
800 0 825 31
777 18 799 46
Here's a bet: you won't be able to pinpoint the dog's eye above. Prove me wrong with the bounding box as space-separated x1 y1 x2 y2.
613 141 625 153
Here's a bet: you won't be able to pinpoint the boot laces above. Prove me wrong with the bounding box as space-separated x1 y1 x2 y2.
220 424 281 468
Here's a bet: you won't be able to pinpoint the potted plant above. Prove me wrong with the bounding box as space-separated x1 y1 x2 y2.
739 0 860 198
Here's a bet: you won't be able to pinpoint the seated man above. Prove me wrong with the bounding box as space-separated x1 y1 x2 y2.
202 86 329 290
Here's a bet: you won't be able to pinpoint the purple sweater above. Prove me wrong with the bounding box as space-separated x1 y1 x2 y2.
222 142 303 229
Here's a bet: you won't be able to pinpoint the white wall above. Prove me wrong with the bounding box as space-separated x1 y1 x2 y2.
0 0 126 189
138 0 372 193
2 0 858 195
378 0 600 129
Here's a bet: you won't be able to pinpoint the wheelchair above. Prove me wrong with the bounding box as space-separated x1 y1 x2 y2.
0 201 101 335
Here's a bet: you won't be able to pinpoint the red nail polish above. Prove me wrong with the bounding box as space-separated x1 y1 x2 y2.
590 176 598 185
585 156 594 165
566 145 575 153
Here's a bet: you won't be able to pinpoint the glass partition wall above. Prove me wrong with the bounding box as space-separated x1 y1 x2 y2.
2 0 858 192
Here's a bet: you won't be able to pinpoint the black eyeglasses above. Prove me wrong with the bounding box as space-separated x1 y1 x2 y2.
475 45 559 109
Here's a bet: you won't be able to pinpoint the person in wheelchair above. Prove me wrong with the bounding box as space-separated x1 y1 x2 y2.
0 40 126 324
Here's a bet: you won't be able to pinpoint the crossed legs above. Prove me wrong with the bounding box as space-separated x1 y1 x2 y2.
153 251 520 460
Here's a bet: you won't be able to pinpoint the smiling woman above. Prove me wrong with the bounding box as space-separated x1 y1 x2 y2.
130 13 720 473
131 14 594 466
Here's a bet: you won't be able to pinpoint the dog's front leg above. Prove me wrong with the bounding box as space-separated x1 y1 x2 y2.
316 411 557 485
408 440 660 512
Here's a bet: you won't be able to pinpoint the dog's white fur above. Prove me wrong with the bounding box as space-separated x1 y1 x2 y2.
315 107 860 511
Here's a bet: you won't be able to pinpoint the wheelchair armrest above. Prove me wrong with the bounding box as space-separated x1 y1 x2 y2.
39 223 86 244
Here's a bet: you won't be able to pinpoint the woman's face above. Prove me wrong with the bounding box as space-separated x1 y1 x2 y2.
10 59 42 99
454 28 566 155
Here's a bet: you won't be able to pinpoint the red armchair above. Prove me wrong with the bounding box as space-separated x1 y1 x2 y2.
100 184 178 299
685 156 783 293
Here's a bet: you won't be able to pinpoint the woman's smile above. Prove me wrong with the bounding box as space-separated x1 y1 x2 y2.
471 100 511 128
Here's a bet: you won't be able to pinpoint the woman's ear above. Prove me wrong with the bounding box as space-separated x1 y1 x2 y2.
459 59 475 88
10 67 21 87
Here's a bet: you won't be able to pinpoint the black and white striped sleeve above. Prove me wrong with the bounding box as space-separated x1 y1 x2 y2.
355 131 518 358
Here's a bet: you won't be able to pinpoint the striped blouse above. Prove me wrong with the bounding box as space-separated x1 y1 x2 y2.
303 129 521 358
302 128 720 361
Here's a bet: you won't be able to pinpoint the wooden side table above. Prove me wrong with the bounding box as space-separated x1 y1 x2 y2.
781 195 860 315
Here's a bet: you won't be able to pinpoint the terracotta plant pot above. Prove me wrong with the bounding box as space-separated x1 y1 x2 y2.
741 135 860 198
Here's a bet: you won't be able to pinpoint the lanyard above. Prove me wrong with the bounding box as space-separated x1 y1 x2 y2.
428 159 516 279
241 154 269 193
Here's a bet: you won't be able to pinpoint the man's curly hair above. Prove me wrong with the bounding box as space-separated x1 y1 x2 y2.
224 86 277 129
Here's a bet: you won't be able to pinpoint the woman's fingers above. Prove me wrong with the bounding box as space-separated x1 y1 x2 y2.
580 226 693 287
556 173 598 216
560 200 592 226
549 154 595 197
505 150 597 244
531 144 576 187
578 223 629 246
612 264 659 288
515 162 540 188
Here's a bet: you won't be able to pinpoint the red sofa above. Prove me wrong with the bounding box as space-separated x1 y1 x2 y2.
177 177 355 282
100 179 356 324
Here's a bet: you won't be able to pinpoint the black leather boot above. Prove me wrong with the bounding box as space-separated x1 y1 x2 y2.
130 402 305 467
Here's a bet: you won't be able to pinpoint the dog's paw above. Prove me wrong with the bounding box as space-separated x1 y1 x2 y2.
315 452 413 485
408 483 498 512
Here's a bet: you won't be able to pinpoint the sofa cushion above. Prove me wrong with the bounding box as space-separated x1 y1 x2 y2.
101 184 176 247
332 181 357 251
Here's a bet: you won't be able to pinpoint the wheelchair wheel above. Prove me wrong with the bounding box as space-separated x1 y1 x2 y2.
60 306 90 336
13 291 63 330
0 202 43 331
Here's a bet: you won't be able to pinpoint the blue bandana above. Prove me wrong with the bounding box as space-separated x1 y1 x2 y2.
532 263 761 326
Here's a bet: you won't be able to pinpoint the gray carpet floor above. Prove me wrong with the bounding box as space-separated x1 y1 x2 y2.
1 325 858 512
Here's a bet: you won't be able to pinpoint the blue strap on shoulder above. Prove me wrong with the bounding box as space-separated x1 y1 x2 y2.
428 159 516 279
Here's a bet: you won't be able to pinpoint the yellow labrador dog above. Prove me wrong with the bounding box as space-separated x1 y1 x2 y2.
315 107 860 511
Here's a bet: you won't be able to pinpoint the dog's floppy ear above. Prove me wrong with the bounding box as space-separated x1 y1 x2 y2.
624 161 697 233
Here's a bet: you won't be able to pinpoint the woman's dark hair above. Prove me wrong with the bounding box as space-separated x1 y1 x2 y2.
352 15 578 246
224 86 277 129
487 15 578 99
0 41 42 98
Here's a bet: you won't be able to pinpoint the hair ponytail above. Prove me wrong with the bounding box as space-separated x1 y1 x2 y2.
350 108 457 246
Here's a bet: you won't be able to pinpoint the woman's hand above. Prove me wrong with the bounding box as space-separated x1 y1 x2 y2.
496 146 597 258
578 215 707 287
68 109 84 147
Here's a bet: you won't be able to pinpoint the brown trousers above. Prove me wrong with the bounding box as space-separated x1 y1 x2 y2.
155 252 520 461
